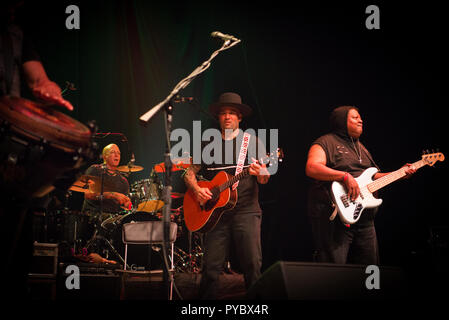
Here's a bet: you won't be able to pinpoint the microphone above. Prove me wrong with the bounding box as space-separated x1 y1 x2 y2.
173 95 194 103
127 153 135 167
211 31 239 42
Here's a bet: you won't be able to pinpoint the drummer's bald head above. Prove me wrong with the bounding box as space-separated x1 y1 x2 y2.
102 144 120 162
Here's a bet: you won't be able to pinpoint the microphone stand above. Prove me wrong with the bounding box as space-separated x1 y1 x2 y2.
162 101 173 300
138 36 241 300
139 38 241 125
100 165 105 216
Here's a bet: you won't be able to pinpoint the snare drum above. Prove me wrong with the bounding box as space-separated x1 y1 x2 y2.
0 96 94 199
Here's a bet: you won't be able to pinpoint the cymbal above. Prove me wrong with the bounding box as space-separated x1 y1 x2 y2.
154 162 190 173
78 175 98 183
69 184 91 193
68 175 118 194
68 175 97 193
117 164 144 173
136 200 164 213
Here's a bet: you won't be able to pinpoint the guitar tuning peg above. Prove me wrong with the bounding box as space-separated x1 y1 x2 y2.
431 149 435 153
426 149 430 154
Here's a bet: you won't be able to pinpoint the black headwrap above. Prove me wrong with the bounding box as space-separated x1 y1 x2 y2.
329 106 359 140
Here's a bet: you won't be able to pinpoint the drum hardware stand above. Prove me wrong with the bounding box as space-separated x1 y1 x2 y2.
188 230 193 272
63 190 72 210
84 215 129 268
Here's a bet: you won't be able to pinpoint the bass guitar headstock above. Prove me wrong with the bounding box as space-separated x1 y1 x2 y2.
422 151 445 167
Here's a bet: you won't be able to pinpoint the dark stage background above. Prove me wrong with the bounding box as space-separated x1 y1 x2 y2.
14 0 447 290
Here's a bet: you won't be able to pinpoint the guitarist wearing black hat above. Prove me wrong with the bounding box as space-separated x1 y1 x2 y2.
184 92 270 299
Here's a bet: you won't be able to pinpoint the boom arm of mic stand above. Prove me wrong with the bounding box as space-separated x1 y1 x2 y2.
138 39 241 125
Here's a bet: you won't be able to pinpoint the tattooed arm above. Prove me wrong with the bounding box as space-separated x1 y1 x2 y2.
184 164 212 204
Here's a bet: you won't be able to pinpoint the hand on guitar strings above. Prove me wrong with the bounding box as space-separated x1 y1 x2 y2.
343 173 360 202
194 187 212 205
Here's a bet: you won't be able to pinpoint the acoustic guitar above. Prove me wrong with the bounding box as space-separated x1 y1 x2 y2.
183 148 283 233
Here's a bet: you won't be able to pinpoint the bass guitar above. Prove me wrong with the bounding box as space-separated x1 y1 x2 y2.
331 152 444 224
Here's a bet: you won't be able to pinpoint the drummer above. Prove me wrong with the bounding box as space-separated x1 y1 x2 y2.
82 144 132 214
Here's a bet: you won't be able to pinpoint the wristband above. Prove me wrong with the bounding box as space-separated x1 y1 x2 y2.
343 172 349 182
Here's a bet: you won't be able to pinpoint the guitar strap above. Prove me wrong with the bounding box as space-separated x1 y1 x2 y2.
329 205 338 221
232 132 251 190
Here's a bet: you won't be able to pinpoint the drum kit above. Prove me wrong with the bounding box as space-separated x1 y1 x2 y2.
0 96 202 273
64 161 202 272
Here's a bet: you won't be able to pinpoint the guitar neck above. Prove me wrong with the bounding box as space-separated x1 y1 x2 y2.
216 152 279 192
367 159 425 193
219 168 250 192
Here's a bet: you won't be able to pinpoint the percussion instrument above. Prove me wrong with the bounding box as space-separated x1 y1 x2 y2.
153 161 190 173
130 178 164 213
68 174 122 194
0 96 94 199
68 174 96 193
117 164 144 173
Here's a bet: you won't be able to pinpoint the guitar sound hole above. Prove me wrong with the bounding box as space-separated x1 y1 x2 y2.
204 198 218 211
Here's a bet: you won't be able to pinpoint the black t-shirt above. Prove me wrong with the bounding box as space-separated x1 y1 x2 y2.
197 130 266 215
0 24 41 97
82 164 129 214
313 133 378 178
308 133 379 223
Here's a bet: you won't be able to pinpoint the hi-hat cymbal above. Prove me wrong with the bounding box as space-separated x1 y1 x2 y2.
117 164 144 173
68 175 117 194
78 175 98 183
69 184 91 193
68 175 97 193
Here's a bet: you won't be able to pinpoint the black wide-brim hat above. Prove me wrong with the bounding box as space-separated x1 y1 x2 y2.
209 92 252 118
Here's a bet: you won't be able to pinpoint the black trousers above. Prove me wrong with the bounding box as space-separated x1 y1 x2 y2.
0 199 34 299
199 211 262 299
310 206 379 265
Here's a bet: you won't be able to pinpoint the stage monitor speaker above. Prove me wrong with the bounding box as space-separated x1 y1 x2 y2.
247 261 406 300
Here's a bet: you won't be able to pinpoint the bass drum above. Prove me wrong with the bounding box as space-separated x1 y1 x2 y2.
0 96 94 200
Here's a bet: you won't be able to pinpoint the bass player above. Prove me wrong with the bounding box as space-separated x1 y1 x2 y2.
305 106 415 265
